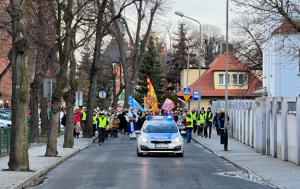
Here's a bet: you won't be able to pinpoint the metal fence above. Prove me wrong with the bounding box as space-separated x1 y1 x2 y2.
0 124 31 156
0 127 11 156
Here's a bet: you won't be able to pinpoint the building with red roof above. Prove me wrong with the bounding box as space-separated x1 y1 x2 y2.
263 19 300 98
177 50 262 110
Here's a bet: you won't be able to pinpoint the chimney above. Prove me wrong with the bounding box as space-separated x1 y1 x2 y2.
218 43 233 55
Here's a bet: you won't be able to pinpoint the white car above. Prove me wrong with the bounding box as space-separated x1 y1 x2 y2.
136 116 184 157
0 110 12 128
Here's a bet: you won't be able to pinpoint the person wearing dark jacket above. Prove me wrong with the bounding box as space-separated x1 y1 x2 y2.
61 109 66 134
118 110 127 135
213 112 220 136
218 109 229 134
137 110 145 130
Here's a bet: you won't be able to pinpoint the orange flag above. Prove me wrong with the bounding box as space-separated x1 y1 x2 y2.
146 76 158 113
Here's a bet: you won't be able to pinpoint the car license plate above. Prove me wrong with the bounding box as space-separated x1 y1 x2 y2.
156 144 168 148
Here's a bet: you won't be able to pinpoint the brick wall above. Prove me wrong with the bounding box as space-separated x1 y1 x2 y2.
0 0 12 101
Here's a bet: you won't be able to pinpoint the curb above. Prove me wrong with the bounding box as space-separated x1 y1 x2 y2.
11 137 96 189
192 136 280 189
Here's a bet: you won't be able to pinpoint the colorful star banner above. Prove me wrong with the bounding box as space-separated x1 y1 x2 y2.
128 96 144 111
146 76 158 113
161 98 176 112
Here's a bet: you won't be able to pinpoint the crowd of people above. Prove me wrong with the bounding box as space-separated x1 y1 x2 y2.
60 106 228 146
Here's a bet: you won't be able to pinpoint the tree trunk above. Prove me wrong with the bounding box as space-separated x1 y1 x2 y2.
124 77 131 108
84 69 99 138
58 112 61 133
40 92 49 137
63 100 74 148
30 82 39 143
45 0 73 156
83 0 108 138
7 0 30 171
63 36 77 148
45 99 60 156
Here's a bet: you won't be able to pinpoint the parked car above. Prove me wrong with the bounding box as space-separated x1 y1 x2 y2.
0 109 31 128
0 110 12 128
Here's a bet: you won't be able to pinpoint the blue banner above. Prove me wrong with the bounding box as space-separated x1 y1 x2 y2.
128 96 144 111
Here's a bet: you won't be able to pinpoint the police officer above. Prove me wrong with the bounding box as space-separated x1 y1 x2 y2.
190 108 197 134
205 107 213 138
97 113 108 146
100 107 105 115
197 107 206 137
81 108 87 132
184 112 193 143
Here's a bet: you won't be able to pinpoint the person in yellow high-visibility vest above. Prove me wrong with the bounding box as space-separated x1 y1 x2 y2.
105 114 111 140
97 114 108 146
205 107 213 138
92 110 98 137
184 112 193 143
81 108 87 133
190 108 197 134
197 107 206 137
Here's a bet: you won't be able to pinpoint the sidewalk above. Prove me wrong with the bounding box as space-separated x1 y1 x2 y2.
192 131 300 189
0 134 95 189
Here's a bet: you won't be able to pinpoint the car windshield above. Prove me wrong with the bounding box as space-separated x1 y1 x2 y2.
0 111 11 120
143 121 178 133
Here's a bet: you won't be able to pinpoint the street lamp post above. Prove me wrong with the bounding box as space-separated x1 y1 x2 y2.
175 11 202 114
224 0 229 151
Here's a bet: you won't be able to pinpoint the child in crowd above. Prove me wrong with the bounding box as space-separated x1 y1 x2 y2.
74 122 81 138
112 115 120 138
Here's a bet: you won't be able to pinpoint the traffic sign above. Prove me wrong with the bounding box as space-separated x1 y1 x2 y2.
183 95 190 102
192 90 201 101
75 91 83 106
183 88 191 95
99 91 106 99
43 78 56 98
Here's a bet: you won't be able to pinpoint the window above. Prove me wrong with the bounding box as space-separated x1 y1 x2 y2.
233 74 244 85
219 74 225 85
219 74 230 85
143 121 178 133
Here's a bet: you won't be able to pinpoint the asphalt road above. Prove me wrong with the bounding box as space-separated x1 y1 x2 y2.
29 134 273 189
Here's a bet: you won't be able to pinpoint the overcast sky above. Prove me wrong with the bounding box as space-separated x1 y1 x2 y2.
166 0 238 35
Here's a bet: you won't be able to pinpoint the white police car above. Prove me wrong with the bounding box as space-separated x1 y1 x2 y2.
135 116 184 157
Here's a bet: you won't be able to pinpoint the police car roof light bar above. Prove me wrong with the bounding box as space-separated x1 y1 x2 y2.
146 116 174 120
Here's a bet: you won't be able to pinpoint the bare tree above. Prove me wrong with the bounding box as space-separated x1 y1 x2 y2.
231 0 300 62
7 0 30 171
83 0 134 138
230 14 263 73
115 0 171 108
45 0 74 156
63 0 96 148
196 24 224 67
28 0 58 143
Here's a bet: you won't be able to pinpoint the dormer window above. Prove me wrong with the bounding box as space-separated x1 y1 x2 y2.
219 74 225 85
233 74 244 85
219 74 230 85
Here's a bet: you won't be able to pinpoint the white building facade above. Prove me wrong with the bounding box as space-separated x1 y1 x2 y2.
263 24 300 98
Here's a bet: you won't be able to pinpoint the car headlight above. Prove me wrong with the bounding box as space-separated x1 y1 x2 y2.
172 137 182 143
140 136 150 143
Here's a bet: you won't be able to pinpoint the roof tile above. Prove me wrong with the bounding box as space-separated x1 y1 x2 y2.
177 51 262 97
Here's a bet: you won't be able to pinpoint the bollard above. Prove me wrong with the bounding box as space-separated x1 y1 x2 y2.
220 128 228 151
224 128 228 151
